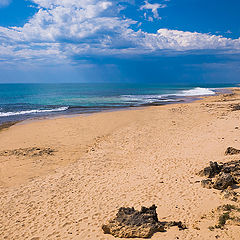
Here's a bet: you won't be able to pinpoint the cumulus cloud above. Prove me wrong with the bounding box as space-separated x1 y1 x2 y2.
140 29 240 51
0 0 11 8
140 0 166 20
0 0 240 65
12 0 125 42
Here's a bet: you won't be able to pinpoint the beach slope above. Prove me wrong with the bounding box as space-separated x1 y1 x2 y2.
0 89 240 239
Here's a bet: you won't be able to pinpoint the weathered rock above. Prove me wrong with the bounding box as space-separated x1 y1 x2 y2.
213 173 235 190
102 205 165 238
201 179 213 189
0 147 55 157
232 173 240 184
198 161 222 178
222 160 240 172
225 147 240 155
222 160 240 184
165 221 187 230
220 189 238 202
199 160 240 190
231 104 240 111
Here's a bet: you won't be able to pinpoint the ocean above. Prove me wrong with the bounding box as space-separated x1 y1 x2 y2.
0 83 234 124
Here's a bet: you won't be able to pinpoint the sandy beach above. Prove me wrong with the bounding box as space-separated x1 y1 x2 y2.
0 89 240 240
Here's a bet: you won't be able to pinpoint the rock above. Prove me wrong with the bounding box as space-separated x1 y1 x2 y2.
225 147 240 155
222 160 240 184
0 147 55 157
220 189 238 202
198 161 222 178
222 160 240 172
199 160 240 190
212 173 235 190
232 173 240 184
231 104 240 111
201 179 213 189
102 205 165 238
165 221 187 230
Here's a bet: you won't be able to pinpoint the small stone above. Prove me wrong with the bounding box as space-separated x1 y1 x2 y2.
201 179 213 189
231 104 240 111
225 147 240 155
220 189 238 202
165 221 187 230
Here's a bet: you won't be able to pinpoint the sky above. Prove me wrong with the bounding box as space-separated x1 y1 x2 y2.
0 0 240 83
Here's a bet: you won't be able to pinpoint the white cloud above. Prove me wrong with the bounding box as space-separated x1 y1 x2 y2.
0 0 240 65
140 0 166 20
140 29 240 51
9 0 135 43
0 0 11 7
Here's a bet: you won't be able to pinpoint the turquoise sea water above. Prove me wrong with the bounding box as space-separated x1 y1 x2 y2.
0 83 235 124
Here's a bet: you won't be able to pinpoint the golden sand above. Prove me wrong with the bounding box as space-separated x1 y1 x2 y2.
0 89 240 239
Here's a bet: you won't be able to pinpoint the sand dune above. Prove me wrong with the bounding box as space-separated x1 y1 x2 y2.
0 89 240 239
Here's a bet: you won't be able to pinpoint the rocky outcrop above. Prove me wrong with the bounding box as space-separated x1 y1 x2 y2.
212 173 235 190
225 147 240 155
102 205 186 238
199 160 240 190
102 205 164 238
221 160 240 184
198 161 222 178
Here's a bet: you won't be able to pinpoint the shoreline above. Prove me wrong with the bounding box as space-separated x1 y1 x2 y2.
0 87 232 129
0 88 236 186
0 121 19 132
0 87 240 239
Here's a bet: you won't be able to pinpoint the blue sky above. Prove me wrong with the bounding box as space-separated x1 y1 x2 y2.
0 0 240 83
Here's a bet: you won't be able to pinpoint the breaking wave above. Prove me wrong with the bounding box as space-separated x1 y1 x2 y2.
175 87 216 96
0 106 69 117
120 87 216 105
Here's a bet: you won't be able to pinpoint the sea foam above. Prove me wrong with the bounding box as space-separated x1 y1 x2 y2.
0 106 69 117
121 87 215 104
176 87 215 96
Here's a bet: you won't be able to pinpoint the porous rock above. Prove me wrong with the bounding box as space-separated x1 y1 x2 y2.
212 173 235 190
198 161 222 178
225 147 240 155
102 205 165 238
165 221 187 230
201 179 213 189
220 189 238 202
222 160 240 184
199 160 240 190
231 104 240 111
